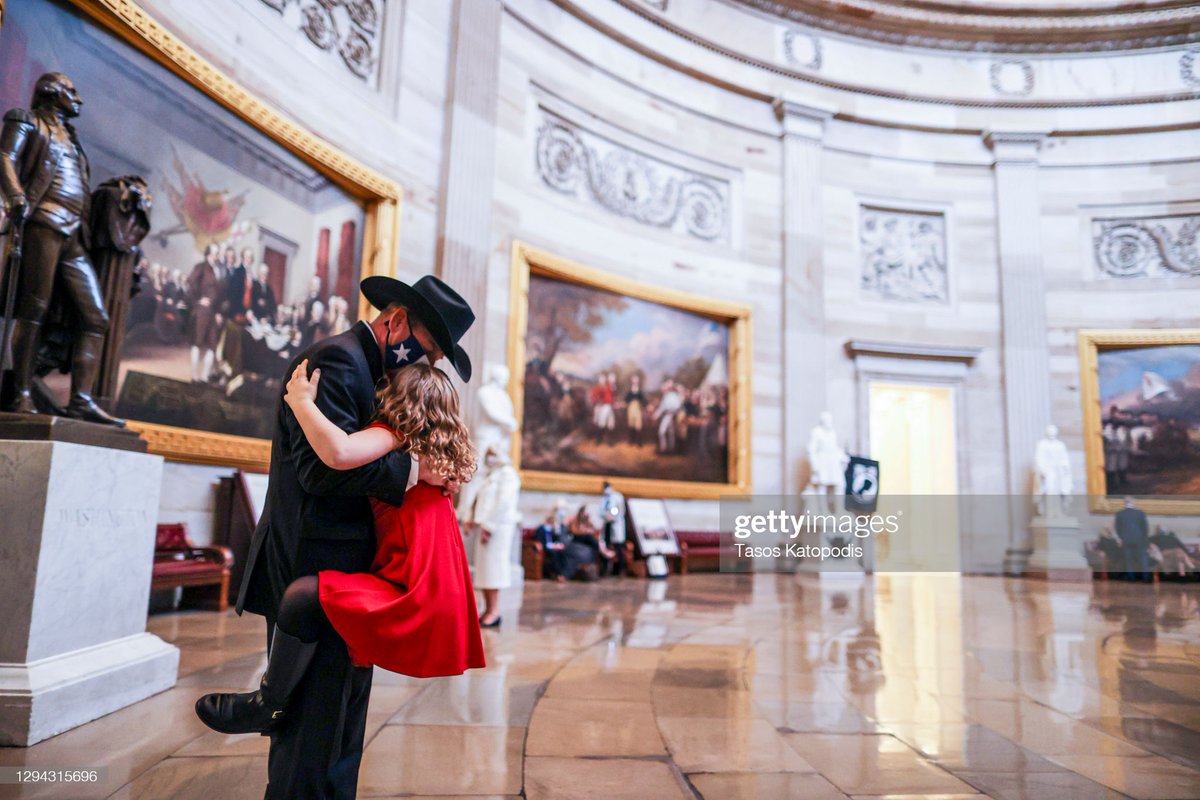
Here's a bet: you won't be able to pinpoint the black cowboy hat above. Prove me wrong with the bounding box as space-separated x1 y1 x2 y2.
360 275 474 382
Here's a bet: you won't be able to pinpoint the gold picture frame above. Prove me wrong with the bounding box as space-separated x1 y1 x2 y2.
2 0 402 472
1078 328 1200 515
507 241 752 500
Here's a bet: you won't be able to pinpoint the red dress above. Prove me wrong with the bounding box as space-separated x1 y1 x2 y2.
318 476 486 678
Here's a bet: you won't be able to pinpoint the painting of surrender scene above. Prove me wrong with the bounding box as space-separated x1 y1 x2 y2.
520 272 733 484
0 0 366 441
1097 343 1200 497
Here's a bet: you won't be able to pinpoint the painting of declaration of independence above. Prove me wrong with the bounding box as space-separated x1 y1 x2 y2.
1097 344 1200 498
519 272 732 485
0 0 365 440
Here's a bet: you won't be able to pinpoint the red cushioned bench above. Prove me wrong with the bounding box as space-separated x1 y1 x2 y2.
151 523 234 612
675 530 722 574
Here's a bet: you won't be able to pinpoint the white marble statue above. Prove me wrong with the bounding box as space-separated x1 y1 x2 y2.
458 363 518 522
808 411 848 487
806 411 848 512
474 363 519 459
1035 423 1073 518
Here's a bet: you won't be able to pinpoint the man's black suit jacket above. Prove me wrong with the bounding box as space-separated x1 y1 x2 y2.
236 321 410 618
1115 506 1149 546
222 264 250 318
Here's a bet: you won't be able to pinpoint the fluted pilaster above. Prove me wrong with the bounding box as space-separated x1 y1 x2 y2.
987 131 1051 573
437 0 503 414
775 98 832 495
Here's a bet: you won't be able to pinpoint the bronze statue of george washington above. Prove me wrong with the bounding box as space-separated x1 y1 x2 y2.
0 72 124 425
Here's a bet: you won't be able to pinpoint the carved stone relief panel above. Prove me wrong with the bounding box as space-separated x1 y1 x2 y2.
860 206 949 304
534 107 731 244
257 0 384 84
1093 215 1200 278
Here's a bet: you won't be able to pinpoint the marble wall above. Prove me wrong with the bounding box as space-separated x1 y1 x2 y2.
97 0 1200 550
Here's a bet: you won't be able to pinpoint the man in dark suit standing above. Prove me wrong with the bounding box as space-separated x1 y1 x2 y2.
219 247 254 382
195 275 475 800
249 263 278 323
1115 496 1151 581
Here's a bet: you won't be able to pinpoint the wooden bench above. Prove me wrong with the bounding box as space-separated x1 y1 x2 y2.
151 523 234 612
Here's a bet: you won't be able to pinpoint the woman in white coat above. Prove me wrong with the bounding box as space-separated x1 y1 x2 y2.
465 445 522 628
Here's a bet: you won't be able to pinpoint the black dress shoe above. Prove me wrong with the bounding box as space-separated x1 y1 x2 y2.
195 628 317 735
195 688 282 735
65 396 126 427
479 615 502 629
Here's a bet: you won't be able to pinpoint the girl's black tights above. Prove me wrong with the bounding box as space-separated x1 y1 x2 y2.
276 575 335 643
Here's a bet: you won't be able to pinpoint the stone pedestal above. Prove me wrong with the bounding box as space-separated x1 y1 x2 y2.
0 436 178 746
1027 516 1088 581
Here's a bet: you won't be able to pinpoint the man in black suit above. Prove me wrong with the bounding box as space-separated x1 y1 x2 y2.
249 263 278 323
1115 496 1151 581
195 275 475 800
219 247 254 380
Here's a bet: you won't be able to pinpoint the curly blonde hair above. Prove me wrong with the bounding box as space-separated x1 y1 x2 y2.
375 363 476 485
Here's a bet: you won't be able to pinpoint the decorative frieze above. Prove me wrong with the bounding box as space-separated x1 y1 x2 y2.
729 0 1200 53
780 29 822 70
1093 215 1200 278
859 206 949 304
1182 50 1200 88
534 109 730 244
257 0 384 83
990 61 1034 96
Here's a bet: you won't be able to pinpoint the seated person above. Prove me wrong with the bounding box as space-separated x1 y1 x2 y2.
533 513 578 582
1096 527 1125 572
568 506 615 580
1151 526 1196 577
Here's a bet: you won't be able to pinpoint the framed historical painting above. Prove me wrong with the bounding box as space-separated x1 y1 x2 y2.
626 497 681 556
0 0 401 470
1079 329 1200 514
507 241 751 500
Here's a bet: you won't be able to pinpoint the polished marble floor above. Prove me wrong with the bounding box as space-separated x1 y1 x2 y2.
4 573 1200 799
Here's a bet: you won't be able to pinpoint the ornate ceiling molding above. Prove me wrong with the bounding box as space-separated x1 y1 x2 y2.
727 0 1200 53
597 0 1200 109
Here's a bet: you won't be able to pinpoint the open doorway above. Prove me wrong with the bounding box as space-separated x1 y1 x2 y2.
868 381 960 570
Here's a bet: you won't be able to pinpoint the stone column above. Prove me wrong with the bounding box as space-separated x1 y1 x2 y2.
437 0 503 414
986 132 1051 575
775 99 832 497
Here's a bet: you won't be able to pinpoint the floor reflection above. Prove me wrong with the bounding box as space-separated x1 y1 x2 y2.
3 572 1198 799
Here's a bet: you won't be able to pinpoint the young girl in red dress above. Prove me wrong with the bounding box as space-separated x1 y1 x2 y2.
283 358 486 677
196 359 485 735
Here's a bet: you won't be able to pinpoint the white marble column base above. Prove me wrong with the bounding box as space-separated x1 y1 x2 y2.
1028 516 1089 579
0 632 178 746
